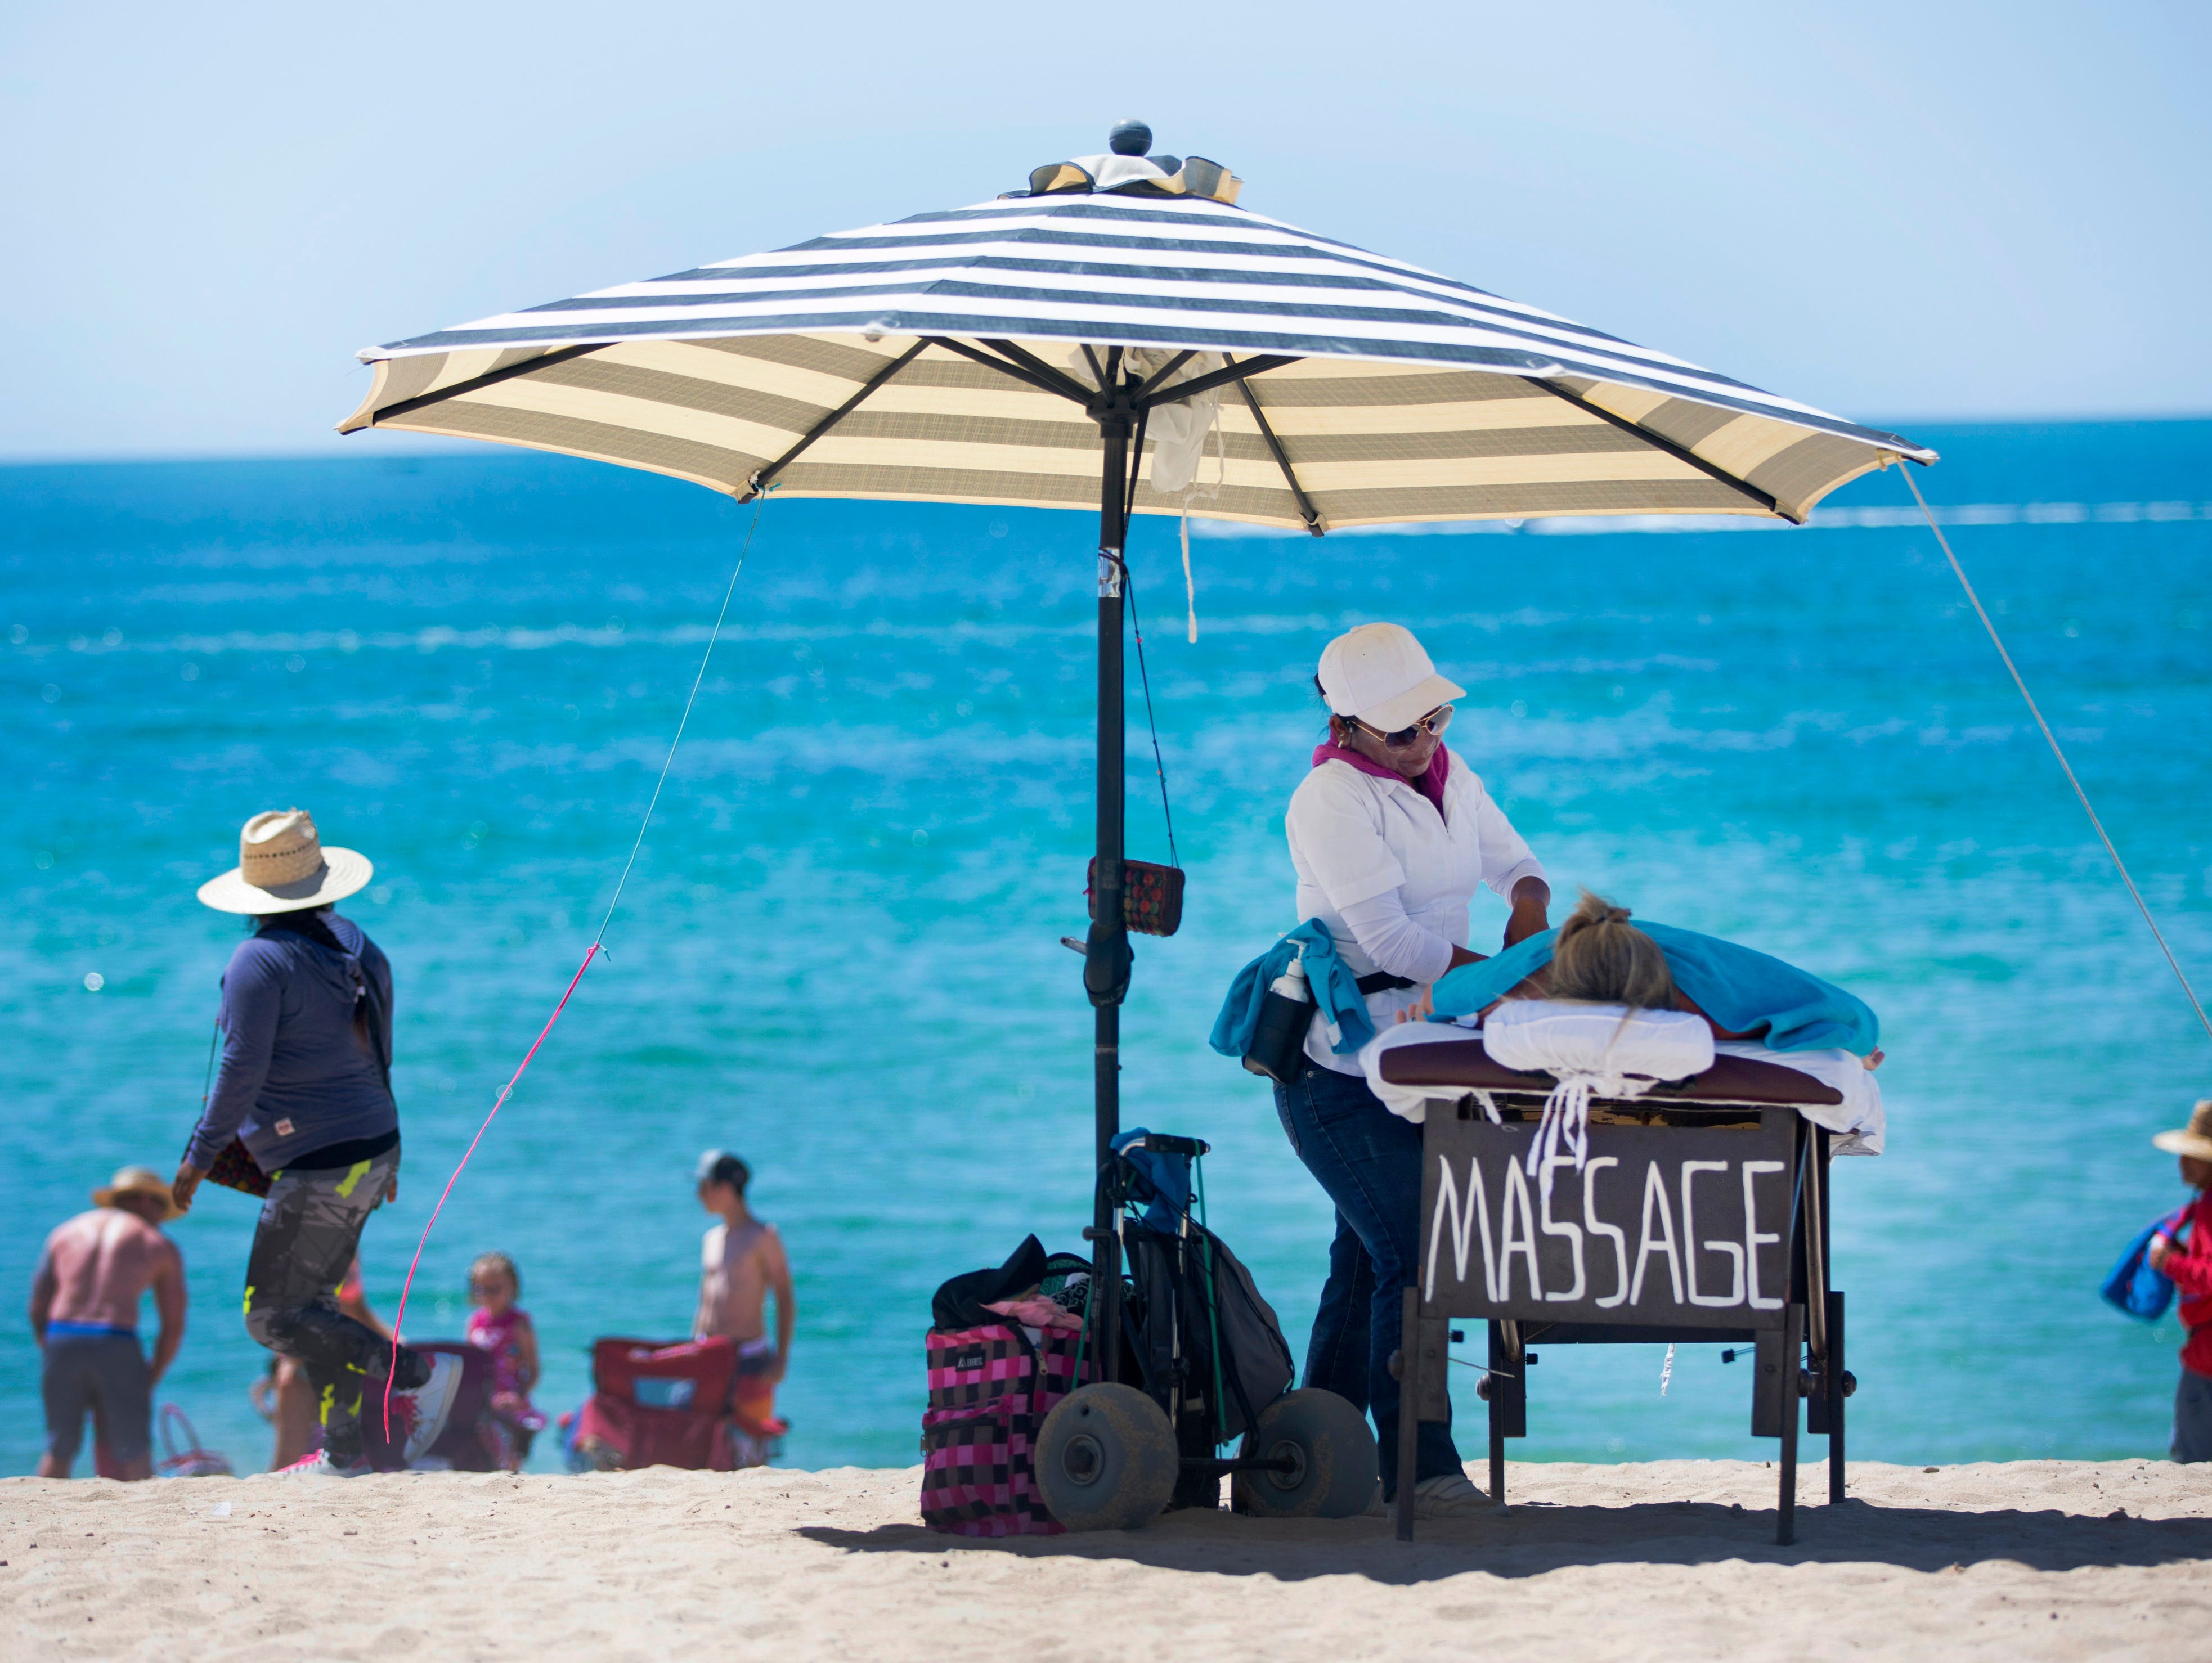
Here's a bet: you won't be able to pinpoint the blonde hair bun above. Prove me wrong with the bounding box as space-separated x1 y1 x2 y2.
1548 890 1676 1011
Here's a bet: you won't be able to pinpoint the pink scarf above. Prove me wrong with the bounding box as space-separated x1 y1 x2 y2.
1311 739 1450 816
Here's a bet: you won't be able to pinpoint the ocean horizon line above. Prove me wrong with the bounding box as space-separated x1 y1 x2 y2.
5 407 2212 472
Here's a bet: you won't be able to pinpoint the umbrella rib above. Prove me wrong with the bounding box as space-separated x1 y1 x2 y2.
926 336 1091 403
742 339 930 498
364 343 600 425
1133 350 1196 402
1124 404 1150 526
1532 379 1791 520
1143 353 1298 407
980 338 1098 402
1226 354 1323 536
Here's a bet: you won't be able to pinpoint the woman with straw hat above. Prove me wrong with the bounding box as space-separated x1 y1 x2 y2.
171 808 459 1475
2147 1100 2212 1462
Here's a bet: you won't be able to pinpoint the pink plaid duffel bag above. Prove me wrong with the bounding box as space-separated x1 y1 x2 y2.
919 1322 1088 1536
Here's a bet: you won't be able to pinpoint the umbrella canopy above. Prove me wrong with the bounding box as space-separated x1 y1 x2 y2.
341 140 1932 532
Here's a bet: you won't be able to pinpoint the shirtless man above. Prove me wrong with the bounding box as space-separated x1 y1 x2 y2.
30 1167 189 1480
693 1150 794 1387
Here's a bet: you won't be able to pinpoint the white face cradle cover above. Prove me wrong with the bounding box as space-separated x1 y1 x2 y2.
1481 1000 1715 1084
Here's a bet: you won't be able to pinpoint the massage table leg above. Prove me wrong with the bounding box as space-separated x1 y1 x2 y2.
1776 1300 1802 1545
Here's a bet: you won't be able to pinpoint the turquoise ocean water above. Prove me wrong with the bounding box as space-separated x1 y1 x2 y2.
3 418 2209 1478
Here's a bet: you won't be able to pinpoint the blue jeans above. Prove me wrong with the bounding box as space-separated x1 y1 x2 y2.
2174 1369 2212 1463
1274 1059 1461 1494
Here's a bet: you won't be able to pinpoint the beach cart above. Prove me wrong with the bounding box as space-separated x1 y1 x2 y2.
1379 1039 1855 1544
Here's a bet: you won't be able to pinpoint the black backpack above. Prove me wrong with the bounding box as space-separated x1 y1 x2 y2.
1121 1219 1293 1446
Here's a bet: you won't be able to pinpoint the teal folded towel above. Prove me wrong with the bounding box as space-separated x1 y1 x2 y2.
1428 920 1878 1054
1211 919 1376 1059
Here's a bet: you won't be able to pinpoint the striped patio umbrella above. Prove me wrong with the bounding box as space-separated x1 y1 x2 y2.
341 125 1934 1373
342 137 1931 533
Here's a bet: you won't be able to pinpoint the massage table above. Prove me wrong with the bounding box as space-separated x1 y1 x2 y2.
1382 1039 1855 1544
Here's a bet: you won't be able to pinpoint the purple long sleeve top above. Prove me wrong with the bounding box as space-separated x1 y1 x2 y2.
184 913 397 1171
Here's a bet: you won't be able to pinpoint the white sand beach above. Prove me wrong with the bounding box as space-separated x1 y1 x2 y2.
6 1458 2207 1660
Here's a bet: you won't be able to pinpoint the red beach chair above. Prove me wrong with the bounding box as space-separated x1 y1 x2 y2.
565 1336 785 1471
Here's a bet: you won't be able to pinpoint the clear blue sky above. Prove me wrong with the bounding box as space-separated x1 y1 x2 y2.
2 1 2205 459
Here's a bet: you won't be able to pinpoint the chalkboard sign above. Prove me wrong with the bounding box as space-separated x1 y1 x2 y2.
1417 1105 1798 1330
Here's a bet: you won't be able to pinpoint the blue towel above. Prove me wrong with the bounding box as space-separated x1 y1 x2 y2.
1210 919 1376 1059
1113 1128 1194 1234
1427 919 1880 1054
2101 1202 2194 1322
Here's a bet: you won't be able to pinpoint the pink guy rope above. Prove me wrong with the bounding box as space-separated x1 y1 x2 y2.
382 498 765 1435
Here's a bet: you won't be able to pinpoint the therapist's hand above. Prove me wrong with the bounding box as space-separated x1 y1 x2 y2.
1504 877 1551 947
1407 945 1494 1024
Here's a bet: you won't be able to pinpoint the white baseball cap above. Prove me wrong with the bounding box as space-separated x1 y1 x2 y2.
1316 623 1465 733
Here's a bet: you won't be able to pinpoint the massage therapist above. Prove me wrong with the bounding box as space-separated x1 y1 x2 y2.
1277 622 1550 1518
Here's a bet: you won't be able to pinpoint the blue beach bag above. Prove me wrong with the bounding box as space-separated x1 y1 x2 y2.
2099 1202 2193 1321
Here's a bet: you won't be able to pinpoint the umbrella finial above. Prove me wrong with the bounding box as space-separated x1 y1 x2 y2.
1109 119 1152 156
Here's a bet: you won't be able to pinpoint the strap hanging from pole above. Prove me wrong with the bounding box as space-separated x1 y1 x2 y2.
1119 555 1181 870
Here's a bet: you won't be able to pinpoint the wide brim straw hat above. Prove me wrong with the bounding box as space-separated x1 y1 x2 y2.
1317 622 1467 735
196 808 373 915
2153 1100 2212 1163
93 1165 183 1221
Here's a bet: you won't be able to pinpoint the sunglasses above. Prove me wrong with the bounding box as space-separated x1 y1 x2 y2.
1350 704 1453 749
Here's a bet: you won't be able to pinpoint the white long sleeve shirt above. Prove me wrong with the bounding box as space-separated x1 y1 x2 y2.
1285 748 1545 1075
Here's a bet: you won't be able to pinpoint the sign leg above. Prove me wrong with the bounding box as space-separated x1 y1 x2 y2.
1395 1287 1419 1542
1827 1289 1846 1504
1487 1320 1506 1503
1776 1300 1802 1546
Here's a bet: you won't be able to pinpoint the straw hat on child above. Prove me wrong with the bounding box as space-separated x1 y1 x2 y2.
93 1165 183 1221
195 809 373 915
2153 1100 2212 1163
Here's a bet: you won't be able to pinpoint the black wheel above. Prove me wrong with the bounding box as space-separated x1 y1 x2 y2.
1033 1383 1178 1532
1231 1388 1377 1520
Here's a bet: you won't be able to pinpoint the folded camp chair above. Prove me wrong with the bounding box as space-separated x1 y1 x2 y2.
564 1336 785 1471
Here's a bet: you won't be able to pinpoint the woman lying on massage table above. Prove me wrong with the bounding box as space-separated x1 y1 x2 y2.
1410 890 1883 1072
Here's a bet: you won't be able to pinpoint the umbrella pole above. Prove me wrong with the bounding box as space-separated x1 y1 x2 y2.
1084 404 1134 1383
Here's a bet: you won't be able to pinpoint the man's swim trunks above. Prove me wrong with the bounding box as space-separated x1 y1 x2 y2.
42 1329 151 1464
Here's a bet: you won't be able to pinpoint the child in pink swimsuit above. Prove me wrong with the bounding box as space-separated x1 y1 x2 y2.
466 1252 545 1471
